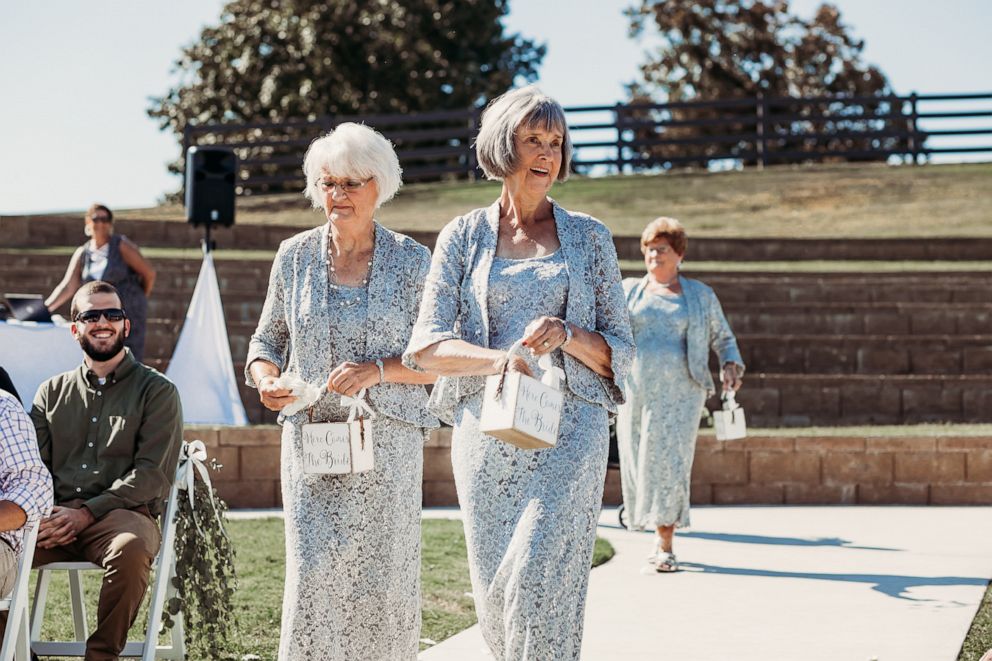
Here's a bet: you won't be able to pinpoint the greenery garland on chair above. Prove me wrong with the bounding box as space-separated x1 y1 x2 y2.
162 442 238 659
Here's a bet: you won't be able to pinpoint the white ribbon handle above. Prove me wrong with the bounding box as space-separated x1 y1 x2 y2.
341 388 375 422
176 439 225 534
538 353 565 389
722 390 739 411
504 339 565 390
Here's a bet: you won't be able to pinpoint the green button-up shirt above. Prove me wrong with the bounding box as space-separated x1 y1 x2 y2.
30 350 183 519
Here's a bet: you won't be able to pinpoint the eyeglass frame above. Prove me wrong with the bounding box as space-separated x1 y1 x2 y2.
73 308 128 324
318 177 374 194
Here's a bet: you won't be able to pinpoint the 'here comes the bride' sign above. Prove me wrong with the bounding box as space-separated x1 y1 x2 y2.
301 421 374 474
480 349 565 450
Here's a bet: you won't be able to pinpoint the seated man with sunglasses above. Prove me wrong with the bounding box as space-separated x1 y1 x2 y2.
27 280 183 661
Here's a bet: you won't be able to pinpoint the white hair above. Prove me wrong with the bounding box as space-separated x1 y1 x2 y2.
475 85 572 182
302 122 402 209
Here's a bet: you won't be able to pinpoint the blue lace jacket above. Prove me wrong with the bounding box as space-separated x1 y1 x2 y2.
246 221 438 429
623 275 745 396
404 199 635 425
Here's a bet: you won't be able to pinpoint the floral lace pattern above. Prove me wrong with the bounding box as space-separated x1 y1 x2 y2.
616 288 707 529
403 200 635 425
405 201 633 659
458 251 607 660
617 276 743 530
247 223 435 660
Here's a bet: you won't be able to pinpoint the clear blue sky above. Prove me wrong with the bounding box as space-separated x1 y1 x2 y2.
2 0 989 214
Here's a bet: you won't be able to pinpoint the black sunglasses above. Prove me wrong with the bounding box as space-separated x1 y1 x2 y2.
74 308 127 323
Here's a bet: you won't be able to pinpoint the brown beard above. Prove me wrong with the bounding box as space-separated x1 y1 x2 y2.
78 330 126 362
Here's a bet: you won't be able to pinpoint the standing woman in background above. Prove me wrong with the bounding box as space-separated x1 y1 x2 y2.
405 86 634 660
45 204 155 362
617 217 744 572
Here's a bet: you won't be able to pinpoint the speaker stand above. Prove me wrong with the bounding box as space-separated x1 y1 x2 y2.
201 223 217 254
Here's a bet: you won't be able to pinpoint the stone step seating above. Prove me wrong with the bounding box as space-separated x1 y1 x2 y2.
6 213 992 261
7 260 989 306
145 359 989 429
724 302 992 335
140 322 992 377
4 240 990 426
732 333 992 375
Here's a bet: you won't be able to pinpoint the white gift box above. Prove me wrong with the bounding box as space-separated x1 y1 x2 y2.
299 389 375 474
713 391 747 441
480 341 565 450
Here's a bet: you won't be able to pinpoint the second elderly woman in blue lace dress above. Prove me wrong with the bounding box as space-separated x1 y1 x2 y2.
618 217 744 573
405 86 634 660
246 123 437 661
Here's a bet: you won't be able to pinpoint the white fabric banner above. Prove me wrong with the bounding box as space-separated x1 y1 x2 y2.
0 319 81 404
166 252 249 425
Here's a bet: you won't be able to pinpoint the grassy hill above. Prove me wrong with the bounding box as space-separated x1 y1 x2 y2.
104 161 991 238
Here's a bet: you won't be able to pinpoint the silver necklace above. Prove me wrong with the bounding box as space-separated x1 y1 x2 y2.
326 232 374 308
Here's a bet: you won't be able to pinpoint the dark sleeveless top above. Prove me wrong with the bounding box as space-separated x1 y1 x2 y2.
81 234 148 362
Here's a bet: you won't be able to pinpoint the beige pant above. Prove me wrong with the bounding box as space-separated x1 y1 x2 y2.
0 504 161 661
0 538 15 599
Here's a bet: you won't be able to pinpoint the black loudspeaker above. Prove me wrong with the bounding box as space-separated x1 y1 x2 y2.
185 146 237 227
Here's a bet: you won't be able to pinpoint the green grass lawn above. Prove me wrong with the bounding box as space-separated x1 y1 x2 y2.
28 517 614 660
959 580 992 661
104 161 992 239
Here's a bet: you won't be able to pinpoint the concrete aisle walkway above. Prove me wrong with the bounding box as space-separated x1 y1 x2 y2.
419 506 992 661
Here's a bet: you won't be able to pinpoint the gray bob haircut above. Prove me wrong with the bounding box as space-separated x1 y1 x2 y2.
302 122 403 209
475 85 572 182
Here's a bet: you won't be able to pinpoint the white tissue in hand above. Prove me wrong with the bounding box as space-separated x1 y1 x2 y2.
274 373 323 416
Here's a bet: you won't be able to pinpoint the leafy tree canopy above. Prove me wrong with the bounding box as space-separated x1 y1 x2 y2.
148 0 545 139
622 0 906 167
626 0 893 102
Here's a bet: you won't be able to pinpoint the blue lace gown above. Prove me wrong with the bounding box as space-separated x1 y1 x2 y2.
278 283 424 661
616 288 708 529
452 252 609 660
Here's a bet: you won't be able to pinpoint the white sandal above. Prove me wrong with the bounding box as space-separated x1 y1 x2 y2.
655 551 679 573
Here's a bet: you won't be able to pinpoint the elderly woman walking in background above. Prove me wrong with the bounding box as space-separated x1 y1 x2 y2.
45 204 155 361
405 86 633 660
246 123 437 660
617 217 744 572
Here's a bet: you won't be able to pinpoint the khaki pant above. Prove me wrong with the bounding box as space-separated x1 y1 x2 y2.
0 538 15 599
1 504 161 661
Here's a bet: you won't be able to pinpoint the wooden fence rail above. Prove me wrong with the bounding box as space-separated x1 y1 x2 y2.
182 92 992 196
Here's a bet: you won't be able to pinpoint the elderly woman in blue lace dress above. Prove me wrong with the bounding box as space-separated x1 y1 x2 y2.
618 217 744 572
246 123 437 661
404 86 634 660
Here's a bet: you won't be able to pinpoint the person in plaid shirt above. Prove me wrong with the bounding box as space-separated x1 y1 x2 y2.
0 389 53 598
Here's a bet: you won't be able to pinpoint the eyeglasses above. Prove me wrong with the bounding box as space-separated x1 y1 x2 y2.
74 308 127 323
89 215 112 223
318 177 373 194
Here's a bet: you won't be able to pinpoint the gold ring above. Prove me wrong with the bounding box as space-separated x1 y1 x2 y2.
543 340 551 347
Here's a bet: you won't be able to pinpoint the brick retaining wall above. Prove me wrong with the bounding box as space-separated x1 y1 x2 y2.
7 215 992 261
185 426 992 509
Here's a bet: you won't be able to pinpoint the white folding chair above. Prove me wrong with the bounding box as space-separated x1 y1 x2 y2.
0 521 39 661
29 459 186 660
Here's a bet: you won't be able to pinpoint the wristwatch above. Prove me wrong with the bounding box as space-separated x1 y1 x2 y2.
560 320 574 349
375 359 385 384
